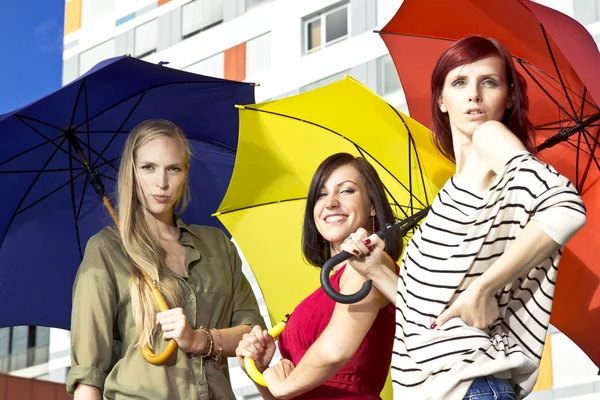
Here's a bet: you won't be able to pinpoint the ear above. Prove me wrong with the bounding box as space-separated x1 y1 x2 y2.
438 96 447 113
506 92 514 109
370 205 376 217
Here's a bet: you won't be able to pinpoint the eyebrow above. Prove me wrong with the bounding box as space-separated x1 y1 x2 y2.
137 161 183 168
450 73 502 80
320 180 358 190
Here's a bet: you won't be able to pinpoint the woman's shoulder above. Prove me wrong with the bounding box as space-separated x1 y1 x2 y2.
79 227 127 277
185 224 229 245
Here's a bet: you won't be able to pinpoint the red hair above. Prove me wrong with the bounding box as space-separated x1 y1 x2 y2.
430 35 535 162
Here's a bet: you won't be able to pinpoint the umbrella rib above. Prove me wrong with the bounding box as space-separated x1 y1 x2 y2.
0 136 63 167
540 25 579 119
68 143 84 260
84 82 92 163
1 136 68 250
517 61 578 123
69 78 87 128
241 106 428 208
93 90 148 166
14 116 83 165
14 114 67 133
15 168 88 216
389 104 431 207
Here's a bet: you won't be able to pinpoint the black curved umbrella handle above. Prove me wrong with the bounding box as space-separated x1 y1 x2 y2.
320 250 375 304
320 207 431 304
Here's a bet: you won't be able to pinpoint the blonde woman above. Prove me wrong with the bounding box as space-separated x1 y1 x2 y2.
67 119 263 399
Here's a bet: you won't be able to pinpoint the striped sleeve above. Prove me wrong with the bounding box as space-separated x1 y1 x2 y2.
530 164 586 246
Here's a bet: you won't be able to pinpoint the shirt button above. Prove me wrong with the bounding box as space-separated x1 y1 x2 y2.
189 294 194 300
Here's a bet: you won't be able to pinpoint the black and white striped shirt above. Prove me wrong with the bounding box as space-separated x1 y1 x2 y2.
391 152 586 399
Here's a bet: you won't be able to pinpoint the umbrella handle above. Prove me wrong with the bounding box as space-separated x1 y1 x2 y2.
140 274 179 365
320 207 431 304
244 321 287 387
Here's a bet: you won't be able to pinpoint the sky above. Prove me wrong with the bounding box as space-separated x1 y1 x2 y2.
0 0 64 114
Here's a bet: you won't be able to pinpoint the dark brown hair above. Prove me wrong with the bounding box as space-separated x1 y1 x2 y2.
430 35 535 162
302 153 403 267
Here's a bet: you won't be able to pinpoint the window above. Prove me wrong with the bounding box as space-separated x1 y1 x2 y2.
300 70 348 93
181 0 223 39
135 19 158 59
183 53 225 79
377 54 402 95
246 32 271 80
304 3 349 54
79 39 116 76
247 0 272 10
0 326 49 373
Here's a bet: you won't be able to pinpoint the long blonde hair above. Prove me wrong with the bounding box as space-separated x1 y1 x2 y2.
117 119 192 348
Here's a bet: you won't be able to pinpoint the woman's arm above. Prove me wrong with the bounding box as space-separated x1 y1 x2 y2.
264 265 390 399
73 384 102 400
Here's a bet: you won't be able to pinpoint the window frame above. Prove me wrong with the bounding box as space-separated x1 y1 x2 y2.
303 2 350 55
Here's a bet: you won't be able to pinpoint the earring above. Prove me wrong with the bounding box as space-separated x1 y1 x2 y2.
372 216 376 233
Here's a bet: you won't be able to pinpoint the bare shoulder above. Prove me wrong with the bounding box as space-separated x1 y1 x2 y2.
472 121 528 175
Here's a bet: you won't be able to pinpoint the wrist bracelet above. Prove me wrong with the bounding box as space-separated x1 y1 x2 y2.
197 326 213 358
211 328 223 363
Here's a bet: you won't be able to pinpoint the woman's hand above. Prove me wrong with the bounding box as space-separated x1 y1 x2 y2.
433 281 499 330
340 228 386 278
264 359 295 398
156 308 202 353
236 325 276 373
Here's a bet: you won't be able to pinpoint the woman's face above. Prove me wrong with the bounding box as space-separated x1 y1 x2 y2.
135 136 187 219
438 56 512 140
313 164 375 247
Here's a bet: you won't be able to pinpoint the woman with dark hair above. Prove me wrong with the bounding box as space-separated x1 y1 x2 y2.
235 152 402 399
343 36 586 399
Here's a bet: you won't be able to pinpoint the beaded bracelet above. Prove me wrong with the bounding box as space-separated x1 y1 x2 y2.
211 328 223 364
197 326 213 358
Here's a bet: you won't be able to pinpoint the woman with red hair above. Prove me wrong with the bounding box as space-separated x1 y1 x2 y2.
342 36 586 399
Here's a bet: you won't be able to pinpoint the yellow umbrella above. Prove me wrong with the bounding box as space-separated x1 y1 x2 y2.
214 76 454 397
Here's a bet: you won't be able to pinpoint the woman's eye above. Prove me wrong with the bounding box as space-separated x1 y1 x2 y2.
341 189 355 195
140 165 153 170
482 79 499 86
317 193 327 199
451 79 465 87
169 167 181 172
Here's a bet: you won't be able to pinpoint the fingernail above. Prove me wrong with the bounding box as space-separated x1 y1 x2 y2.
352 249 360 255
368 245 374 252
431 322 437 329
364 238 371 245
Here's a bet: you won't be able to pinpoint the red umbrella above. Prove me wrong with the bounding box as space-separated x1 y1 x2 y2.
380 0 600 367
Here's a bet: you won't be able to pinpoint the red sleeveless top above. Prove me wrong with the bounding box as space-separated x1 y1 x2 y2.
277 265 396 399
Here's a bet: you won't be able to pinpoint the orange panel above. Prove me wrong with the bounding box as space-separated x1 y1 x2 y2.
7 375 33 400
532 334 553 391
64 0 82 35
224 43 246 82
32 380 57 400
158 0 171 5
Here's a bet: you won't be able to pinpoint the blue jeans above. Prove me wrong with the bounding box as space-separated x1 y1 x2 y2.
464 376 516 400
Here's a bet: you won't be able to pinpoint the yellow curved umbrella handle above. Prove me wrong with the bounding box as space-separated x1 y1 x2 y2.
244 321 287 386
141 275 179 365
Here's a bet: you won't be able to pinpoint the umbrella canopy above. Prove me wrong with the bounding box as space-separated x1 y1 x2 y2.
379 0 600 366
0 55 255 330
214 76 454 398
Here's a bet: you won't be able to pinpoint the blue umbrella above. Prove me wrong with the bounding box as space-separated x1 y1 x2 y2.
0 55 255 330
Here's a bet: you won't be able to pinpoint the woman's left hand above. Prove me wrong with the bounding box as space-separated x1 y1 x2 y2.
156 308 203 353
264 358 295 398
433 282 499 330
340 228 387 278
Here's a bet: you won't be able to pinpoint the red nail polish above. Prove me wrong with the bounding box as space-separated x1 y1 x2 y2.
352 249 360 255
368 245 374 252
364 238 371 245
431 322 437 329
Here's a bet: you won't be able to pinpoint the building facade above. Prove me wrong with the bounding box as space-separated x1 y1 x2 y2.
2 0 599 399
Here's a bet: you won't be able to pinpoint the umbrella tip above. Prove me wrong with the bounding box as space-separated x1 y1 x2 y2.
125 53 131 57
158 61 170 66
251 82 261 87
235 105 246 109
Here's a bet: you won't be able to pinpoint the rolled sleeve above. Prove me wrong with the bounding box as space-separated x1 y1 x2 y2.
531 179 587 246
67 233 118 395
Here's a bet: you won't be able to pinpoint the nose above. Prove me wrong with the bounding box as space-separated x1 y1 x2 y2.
156 170 169 190
325 193 339 209
467 82 482 103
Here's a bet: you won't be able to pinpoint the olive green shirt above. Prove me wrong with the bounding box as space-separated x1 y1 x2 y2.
66 218 264 399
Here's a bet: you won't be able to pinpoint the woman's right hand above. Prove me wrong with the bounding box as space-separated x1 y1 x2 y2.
236 324 276 373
